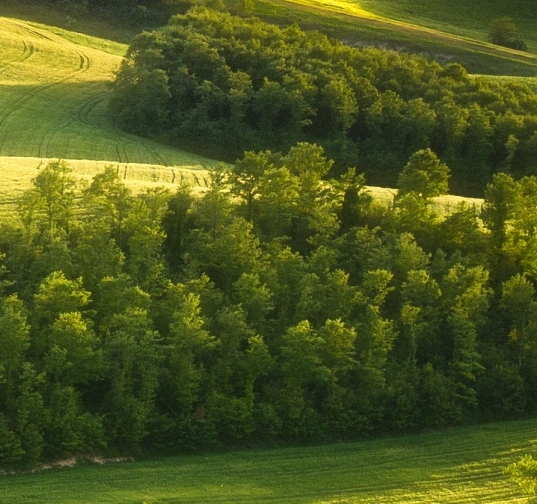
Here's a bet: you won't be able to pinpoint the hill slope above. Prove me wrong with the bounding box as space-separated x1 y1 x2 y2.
0 17 214 190
257 0 537 76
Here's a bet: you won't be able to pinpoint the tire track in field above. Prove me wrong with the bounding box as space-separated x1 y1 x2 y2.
73 90 172 167
0 19 92 155
36 51 92 158
0 18 211 180
0 38 37 74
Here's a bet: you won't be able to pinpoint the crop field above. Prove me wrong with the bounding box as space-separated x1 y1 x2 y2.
2 418 537 503
258 0 537 76
0 17 215 195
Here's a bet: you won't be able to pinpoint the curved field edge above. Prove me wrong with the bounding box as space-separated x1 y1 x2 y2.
0 156 209 210
2 418 537 503
0 17 219 180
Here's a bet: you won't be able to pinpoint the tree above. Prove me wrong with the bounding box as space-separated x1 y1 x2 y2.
398 148 450 199
84 166 134 246
110 64 171 135
19 160 77 236
45 312 103 386
488 17 527 51
0 296 30 404
230 150 273 222
123 187 170 288
33 272 91 329
103 308 163 451
442 264 491 414
279 320 329 439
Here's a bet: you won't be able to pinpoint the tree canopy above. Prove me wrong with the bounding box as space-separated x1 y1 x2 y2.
110 9 537 196
0 152 537 467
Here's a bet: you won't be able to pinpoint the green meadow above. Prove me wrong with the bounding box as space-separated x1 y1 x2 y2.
256 0 537 76
2 418 537 503
358 0 537 50
0 16 215 196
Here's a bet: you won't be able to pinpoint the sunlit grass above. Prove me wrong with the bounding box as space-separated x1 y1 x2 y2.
258 0 537 76
0 16 216 196
1 418 537 503
356 0 537 52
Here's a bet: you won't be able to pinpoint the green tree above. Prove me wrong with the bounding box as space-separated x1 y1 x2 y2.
230 150 273 222
45 312 103 386
0 296 30 404
110 64 171 135
19 160 77 236
124 187 170 289
279 320 329 439
488 17 527 51
84 166 134 245
33 272 91 330
500 274 537 368
103 308 163 451
398 148 450 198
506 454 537 499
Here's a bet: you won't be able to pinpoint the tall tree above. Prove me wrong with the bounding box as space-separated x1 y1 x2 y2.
18 160 77 236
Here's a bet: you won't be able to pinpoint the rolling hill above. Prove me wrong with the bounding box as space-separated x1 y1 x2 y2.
256 0 537 76
0 16 215 202
1 0 535 205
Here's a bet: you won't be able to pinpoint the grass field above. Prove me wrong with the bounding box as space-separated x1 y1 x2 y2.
0 4 535 212
358 0 537 51
2 418 537 503
257 0 537 76
0 16 215 195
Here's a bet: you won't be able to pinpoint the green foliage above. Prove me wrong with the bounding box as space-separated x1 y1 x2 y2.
506 454 537 497
398 148 450 198
111 10 537 194
489 17 527 51
5 147 537 466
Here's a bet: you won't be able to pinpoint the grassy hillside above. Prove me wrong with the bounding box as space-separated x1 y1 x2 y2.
2 418 537 503
0 16 215 191
359 0 537 50
255 0 537 76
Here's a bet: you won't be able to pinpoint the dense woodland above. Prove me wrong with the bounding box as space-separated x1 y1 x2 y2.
1 147 537 466
4 1 537 470
110 10 537 196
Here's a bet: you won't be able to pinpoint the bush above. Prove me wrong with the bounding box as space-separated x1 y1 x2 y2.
488 17 527 51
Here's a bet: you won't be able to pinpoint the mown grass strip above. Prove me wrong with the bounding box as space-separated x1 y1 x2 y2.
1 418 536 503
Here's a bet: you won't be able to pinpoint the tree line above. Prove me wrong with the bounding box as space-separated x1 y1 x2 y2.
110 9 537 196
1 146 537 466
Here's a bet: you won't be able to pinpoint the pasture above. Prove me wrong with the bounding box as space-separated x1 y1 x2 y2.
257 0 537 75
2 418 537 503
358 0 537 51
0 16 214 196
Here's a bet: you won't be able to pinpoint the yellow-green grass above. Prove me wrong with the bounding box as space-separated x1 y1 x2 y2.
367 186 483 215
255 0 537 76
0 156 209 214
357 0 537 53
2 418 537 503
0 17 215 195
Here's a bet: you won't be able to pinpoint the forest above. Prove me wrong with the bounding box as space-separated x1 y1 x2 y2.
109 9 537 196
0 145 537 467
